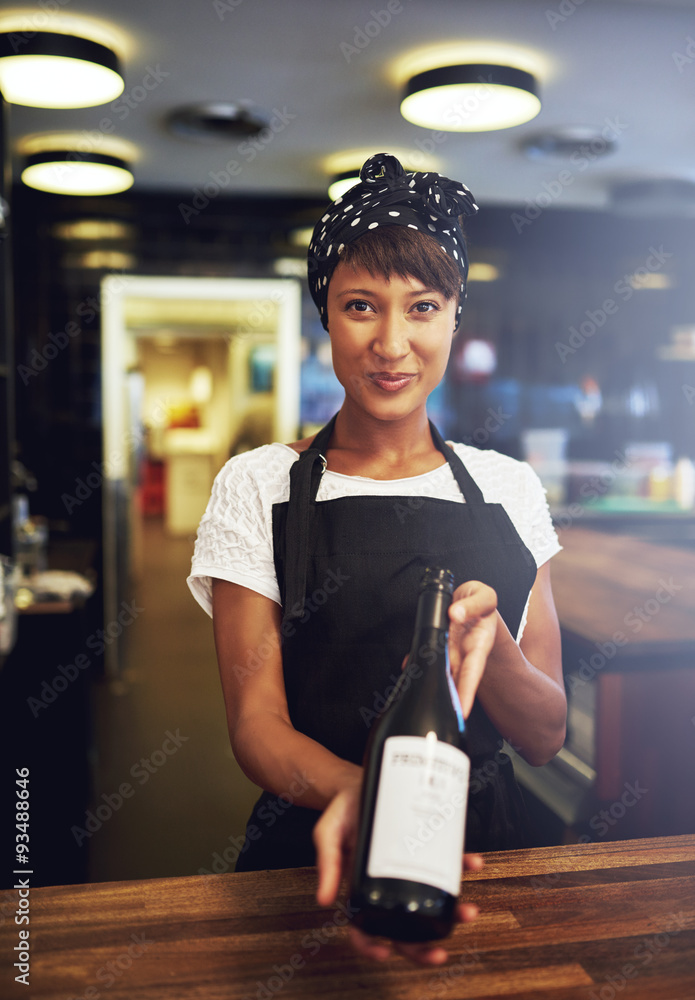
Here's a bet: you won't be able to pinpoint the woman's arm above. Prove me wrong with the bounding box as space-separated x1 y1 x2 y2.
451 562 566 767
211 578 362 810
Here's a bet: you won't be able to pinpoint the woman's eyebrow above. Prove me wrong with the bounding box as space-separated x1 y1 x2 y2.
335 286 441 297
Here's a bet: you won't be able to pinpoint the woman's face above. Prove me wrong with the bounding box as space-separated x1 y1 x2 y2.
326 263 457 423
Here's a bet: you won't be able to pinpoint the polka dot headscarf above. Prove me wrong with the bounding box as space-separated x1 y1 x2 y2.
307 151 478 330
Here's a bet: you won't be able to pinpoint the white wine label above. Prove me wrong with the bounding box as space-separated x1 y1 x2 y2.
366 734 470 897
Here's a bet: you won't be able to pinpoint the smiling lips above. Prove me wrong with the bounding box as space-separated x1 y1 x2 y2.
368 372 417 392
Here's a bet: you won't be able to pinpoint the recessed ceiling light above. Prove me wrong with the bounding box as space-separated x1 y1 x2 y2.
401 64 540 132
327 171 362 201
63 249 136 270
0 31 123 108
628 273 672 291
289 227 314 248
52 219 136 241
467 263 500 283
22 152 134 196
273 257 306 278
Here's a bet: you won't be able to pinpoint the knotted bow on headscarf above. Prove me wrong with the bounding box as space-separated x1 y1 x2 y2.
307 152 478 330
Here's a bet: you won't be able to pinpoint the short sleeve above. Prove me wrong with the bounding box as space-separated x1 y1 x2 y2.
516 461 562 569
187 444 293 617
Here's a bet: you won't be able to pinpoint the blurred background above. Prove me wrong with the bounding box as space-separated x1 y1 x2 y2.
0 0 694 887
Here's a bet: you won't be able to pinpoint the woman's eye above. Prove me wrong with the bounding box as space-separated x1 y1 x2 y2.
346 299 372 313
413 300 439 313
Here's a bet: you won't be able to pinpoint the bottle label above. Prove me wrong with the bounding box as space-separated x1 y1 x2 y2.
366 735 470 896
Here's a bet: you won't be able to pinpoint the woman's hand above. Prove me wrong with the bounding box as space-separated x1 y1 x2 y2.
448 581 498 719
313 786 483 965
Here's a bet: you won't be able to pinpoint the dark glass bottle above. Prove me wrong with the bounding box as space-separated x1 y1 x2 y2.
349 567 470 942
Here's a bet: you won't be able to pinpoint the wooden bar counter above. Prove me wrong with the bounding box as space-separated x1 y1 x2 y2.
2 835 695 999
549 527 695 837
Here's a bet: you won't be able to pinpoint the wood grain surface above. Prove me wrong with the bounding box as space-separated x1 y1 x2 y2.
2 835 694 999
552 528 695 655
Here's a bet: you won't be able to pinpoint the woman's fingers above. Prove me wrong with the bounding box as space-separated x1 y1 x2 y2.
348 926 392 961
313 791 351 907
349 927 451 966
456 901 480 924
462 852 484 872
346 854 484 964
313 785 360 907
448 581 498 717
449 580 497 626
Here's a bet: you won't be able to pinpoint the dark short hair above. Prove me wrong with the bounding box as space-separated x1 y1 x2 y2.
332 224 464 306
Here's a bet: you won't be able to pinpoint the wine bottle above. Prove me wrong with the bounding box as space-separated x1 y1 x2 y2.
349 567 470 942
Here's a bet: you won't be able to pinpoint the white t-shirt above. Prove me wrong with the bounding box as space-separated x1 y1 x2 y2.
187 441 561 641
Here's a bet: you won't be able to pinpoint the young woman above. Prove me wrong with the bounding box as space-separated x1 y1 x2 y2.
188 153 566 963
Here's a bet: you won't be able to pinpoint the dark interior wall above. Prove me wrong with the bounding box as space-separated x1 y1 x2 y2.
11 183 695 545
11 184 324 541
450 206 695 463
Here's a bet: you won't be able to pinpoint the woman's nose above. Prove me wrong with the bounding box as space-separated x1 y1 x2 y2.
371 314 408 361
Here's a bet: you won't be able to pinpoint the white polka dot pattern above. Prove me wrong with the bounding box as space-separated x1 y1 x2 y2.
307 152 478 331
187 441 561 642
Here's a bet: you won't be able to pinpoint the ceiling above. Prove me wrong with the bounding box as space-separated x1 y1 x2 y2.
4 0 695 210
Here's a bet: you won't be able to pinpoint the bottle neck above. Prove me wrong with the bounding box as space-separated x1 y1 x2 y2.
413 587 451 635
411 587 451 662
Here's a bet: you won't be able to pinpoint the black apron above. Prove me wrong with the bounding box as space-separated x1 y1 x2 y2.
235 415 537 872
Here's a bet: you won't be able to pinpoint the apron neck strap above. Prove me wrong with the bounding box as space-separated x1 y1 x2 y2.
281 415 336 625
281 412 484 626
310 413 484 503
427 420 485 504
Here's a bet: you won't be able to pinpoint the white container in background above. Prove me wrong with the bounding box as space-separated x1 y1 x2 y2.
521 429 569 505
674 458 695 510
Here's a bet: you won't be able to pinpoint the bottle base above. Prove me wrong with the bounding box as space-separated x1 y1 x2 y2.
349 883 456 942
